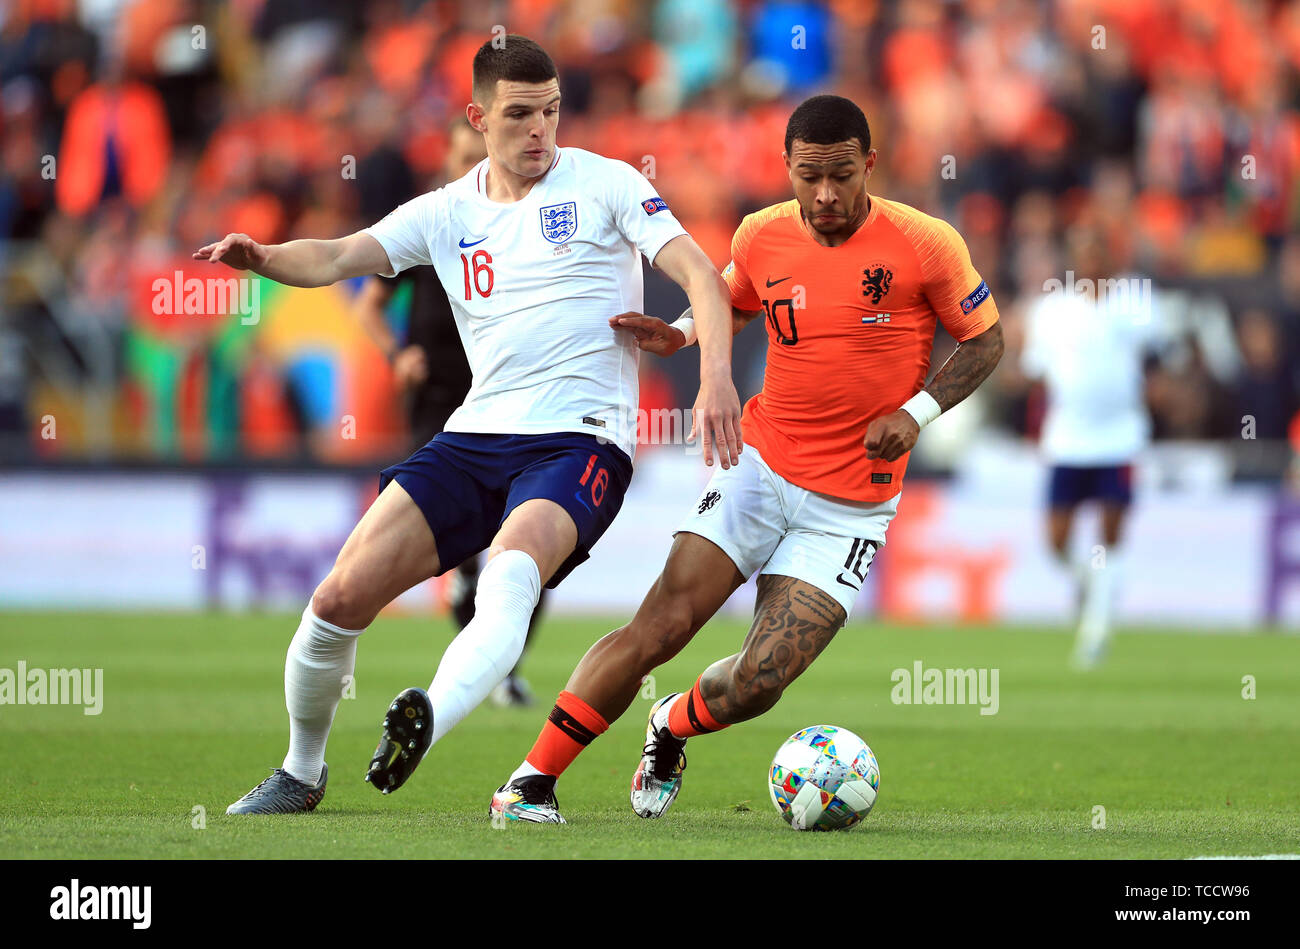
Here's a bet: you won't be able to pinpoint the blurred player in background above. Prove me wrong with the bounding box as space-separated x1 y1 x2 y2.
488 95 1005 824
204 35 741 815
353 117 544 708
1020 228 1164 669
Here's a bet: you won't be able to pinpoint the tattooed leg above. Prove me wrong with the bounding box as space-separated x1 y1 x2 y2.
697 575 846 726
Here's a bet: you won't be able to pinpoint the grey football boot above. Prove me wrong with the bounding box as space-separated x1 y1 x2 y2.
227 764 328 814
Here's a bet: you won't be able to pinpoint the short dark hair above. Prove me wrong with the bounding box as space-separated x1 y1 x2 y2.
472 34 558 102
784 95 871 156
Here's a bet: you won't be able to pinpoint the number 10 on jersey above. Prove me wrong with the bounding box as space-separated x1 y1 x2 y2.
461 250 494 299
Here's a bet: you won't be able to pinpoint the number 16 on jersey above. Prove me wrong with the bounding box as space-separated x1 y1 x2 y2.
462 250 494 299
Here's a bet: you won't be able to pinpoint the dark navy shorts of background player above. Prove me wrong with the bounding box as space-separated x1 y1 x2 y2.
1048 464 1134 508
379 431 634 588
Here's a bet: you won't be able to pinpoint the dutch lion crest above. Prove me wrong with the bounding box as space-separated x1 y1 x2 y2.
861 265 894 305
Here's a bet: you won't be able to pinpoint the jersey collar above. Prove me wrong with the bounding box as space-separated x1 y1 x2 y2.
475 148 563 201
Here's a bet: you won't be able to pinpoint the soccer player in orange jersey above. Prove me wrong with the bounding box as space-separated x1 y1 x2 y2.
488 95 1004 823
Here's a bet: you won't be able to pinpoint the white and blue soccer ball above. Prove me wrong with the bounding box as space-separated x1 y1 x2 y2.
768 725 880 831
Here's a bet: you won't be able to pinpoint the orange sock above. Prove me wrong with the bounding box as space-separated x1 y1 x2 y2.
525 690 609 777
666 678 727 738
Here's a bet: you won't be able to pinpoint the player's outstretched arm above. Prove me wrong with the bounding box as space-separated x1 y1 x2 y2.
865 321 1005 462
608 304 762 356
608 312 687 356
650 234 743 468
193 231 393 288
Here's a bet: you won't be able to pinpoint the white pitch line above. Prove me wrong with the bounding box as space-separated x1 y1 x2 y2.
1187 854 1300 860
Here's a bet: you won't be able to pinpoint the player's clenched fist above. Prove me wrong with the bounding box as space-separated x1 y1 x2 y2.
608 312 685 357
193 233 268 271
864 409 920 462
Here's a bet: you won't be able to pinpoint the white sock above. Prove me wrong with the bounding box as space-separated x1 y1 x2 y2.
283 606 363 784
1077 547 1123 653
1053 547 1089 624
428 550 540 745
1073 560 1091 623
509 760 546 783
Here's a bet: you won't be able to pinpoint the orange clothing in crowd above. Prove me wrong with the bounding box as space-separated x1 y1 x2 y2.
724 196 1000 503
56 82 171 216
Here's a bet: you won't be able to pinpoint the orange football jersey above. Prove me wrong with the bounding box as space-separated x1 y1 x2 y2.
724 196 999 502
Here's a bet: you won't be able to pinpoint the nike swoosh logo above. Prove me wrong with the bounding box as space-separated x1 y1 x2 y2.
836 572 862 589
459 236 489 248
766 276 792 288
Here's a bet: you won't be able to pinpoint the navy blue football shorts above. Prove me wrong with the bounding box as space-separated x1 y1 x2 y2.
1047 463 1134 509
379 431 634 588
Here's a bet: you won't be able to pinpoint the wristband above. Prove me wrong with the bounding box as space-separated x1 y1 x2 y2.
671 315 697 347
900 390 942 429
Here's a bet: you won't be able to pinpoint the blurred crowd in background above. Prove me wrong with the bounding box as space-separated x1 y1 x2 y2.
2 0 1298 475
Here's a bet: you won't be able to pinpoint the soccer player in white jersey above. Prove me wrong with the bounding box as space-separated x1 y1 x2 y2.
1020 230 1163 669
201 35 742 815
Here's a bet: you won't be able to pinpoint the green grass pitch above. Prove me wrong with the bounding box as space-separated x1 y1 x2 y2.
0 611 1296 859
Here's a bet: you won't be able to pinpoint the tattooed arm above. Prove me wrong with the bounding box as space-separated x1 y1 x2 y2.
864 320 1005 462
925 320 1005 411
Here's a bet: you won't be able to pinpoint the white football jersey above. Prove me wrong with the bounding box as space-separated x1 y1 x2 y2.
1020 279 1165 465
362 147 687 460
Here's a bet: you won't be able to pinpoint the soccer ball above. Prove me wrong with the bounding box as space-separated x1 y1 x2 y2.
768 725 880 831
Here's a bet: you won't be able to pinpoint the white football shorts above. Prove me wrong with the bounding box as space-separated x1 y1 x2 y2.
676 444 899 621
